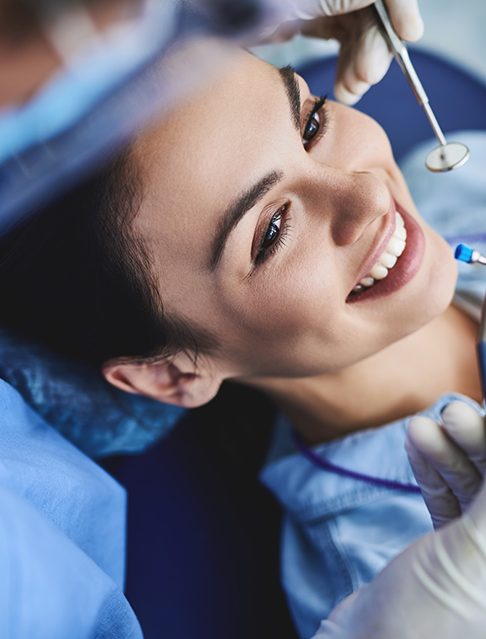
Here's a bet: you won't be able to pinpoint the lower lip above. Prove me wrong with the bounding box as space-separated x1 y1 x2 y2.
346 201 425 304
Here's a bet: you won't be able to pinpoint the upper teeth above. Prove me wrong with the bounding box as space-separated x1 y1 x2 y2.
352 213 407 294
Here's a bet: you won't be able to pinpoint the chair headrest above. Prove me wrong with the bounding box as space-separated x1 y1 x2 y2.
0 329 185 458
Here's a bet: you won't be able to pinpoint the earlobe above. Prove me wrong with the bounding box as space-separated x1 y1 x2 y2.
102 353 223 408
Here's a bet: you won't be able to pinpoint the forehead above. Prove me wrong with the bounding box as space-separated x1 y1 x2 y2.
138 51 283 200
131 51 287 264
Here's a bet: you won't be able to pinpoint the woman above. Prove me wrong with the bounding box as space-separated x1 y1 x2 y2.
1 47 485 636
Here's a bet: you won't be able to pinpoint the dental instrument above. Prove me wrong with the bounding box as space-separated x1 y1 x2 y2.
455 243 486 266
374 0 470 173
455 243 486 399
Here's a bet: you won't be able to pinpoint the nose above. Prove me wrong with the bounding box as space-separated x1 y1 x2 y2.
308 168 392 247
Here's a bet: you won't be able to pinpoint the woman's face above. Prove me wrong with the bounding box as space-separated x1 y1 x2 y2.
132 48 456 380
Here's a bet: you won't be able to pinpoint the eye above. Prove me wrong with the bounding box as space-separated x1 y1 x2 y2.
303 111 321 146
302 96 327 150
262 211 282 250
254 204 291 266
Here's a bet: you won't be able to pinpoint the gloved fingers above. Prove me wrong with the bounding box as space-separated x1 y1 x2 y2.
294 0 421 105
334 41 370 105
287 0 424 33
407 415 483 515
406 419 462 529
384 0 424 42
287 0 375 21
334 14 391 104
440 401 486 474
465 476 486 532
351 19 392 85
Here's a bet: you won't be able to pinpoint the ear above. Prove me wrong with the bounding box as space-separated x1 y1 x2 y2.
102 351 223 408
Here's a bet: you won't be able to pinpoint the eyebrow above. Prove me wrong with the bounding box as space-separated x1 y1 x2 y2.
278 65 301 131
208 67 301 271
209 171 283 269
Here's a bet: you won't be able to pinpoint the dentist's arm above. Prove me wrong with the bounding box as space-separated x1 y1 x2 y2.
311 400 486 639
281 0 423 104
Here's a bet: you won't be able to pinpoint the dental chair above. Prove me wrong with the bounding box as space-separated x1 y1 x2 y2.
1 48 486 639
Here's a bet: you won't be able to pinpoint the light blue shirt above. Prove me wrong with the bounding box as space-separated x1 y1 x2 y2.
260 131 486 638
0 379 143 638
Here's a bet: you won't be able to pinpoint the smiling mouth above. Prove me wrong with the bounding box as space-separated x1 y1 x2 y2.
346 201 425 303
350 212 407 295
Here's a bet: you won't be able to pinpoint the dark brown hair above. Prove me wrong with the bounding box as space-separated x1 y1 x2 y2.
0 152 217 367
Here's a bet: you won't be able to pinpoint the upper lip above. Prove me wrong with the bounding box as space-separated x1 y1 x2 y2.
351 199 397 290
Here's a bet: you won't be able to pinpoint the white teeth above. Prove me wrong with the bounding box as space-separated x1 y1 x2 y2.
380 252 398 269
351 211 408 296
395 225 407 241
360 276 375 287
370 263 389 280
386 236 406 257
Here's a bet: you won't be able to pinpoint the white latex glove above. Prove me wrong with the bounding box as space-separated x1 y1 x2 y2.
282 0 424 104
312 475 486 638
406 400 486 529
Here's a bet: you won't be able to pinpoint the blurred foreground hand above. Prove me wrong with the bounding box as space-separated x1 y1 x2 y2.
280 0 423 104
311 398 486 638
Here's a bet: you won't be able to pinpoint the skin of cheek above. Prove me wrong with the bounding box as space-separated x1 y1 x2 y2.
212 217 453 381
215 228 457 380
220 227 456 376
217 266 360 378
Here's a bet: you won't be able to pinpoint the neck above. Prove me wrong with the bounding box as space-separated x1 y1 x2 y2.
245 304 482 444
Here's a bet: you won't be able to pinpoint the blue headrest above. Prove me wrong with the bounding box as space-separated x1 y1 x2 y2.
0 329 184 458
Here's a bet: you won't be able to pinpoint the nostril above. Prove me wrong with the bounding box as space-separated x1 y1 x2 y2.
329 173 392 247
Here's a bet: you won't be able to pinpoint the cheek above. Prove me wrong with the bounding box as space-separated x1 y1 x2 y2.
216 256 353 375
214 226 458 377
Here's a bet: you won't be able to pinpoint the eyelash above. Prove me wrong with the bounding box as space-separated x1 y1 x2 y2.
254 96 327 266
303 95 328 150
255 203 292 267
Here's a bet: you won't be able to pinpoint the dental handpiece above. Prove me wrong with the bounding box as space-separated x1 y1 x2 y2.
455 243 486 400
455 244 486 266
373 0 470 173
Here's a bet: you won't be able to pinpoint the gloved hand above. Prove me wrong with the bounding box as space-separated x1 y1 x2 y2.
312 471 486 638
281 0 423 104
310 400 486 638
406 400 486 529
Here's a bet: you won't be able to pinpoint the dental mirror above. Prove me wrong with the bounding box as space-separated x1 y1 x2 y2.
425 141 471 173
374 0 470 173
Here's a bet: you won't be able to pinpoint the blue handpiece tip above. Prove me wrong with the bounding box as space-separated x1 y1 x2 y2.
455 243 474 263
